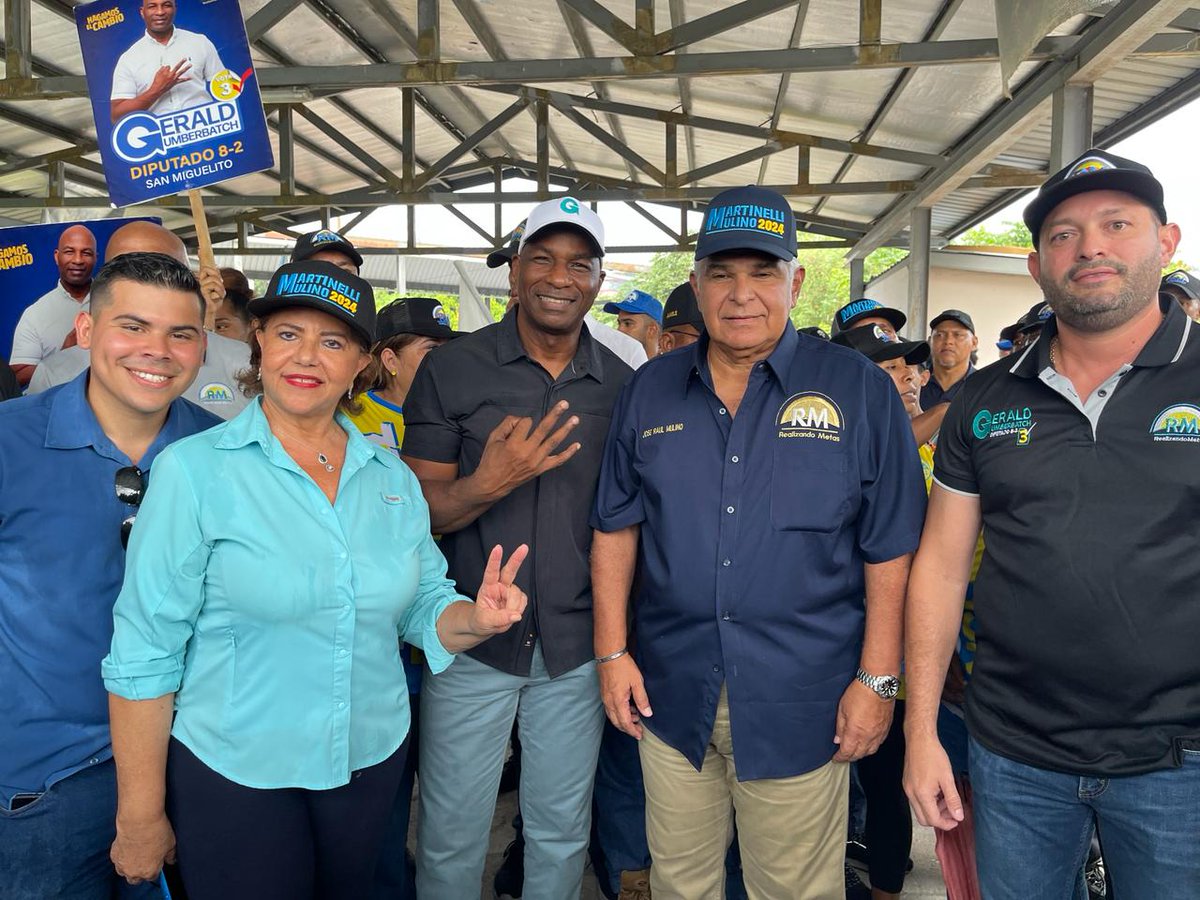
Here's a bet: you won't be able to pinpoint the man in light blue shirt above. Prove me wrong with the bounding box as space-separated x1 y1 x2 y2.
0 252 218 899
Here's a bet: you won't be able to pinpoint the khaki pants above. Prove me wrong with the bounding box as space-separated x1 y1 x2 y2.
638 688 848 900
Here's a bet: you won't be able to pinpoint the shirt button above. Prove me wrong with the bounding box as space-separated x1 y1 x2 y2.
1098 389 1107 397
712 664 722 673
718 407 727 415
722 558 731 567
89 757 100 765
722 612 731 621
339 647 349 657
726 506 735 514
730 455 739 463
337 701 346 710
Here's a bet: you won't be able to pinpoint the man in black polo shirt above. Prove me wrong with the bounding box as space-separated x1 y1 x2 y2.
403 197 634 899
921 309 976 408
904 149 1200 899
592 185 925 898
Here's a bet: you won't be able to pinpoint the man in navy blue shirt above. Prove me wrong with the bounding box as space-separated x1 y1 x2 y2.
591 185 926 899
0 252 219 899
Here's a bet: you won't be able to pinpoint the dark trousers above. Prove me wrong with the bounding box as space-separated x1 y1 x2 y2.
372 699 420 899
855 700 912 894
166 737 409 900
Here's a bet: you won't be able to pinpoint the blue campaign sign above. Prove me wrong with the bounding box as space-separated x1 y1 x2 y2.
0 217 159 361
75 0 273 207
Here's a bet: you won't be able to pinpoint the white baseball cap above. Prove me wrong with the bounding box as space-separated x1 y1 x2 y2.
518 197 605 257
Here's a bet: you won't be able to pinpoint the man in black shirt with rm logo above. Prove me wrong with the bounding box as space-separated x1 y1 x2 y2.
904 150 1200 899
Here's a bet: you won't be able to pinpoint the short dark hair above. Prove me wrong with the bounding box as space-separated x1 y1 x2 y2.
90 252 204 317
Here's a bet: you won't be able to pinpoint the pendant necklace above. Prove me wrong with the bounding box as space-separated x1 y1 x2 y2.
316 452 335 473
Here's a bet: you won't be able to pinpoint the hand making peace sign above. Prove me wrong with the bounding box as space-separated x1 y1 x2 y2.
470 544 530 635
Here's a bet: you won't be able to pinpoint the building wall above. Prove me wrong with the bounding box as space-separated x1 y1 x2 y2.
869 263 1043 366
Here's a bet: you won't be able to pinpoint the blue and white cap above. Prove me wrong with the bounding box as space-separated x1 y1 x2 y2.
519 197 605 257
1162 270 1198 301
249 260 376 345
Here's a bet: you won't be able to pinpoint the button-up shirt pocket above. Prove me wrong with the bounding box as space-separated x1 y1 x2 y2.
769 439 850 533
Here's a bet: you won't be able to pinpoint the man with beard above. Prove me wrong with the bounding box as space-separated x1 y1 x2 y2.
903 149 1200 898
9 224 97 385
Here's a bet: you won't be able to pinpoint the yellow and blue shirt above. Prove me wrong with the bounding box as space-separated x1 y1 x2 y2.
103 399 460 790
348 390 406 458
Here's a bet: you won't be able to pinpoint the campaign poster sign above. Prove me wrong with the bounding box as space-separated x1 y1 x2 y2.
0 217 159 360
75 0 273 207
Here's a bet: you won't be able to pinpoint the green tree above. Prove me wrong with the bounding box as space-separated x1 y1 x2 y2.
953 220 1033 248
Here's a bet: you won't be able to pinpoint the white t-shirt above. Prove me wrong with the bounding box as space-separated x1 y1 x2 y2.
111 28 225 115
9 282 90 366
27 331 251 420
585 315 648 370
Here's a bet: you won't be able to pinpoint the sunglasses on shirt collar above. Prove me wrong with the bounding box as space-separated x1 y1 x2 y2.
114 466 146 550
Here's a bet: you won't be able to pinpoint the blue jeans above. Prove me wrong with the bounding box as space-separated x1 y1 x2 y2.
0 759 159 900
970 736 1200 900
592 723 651 894
416 644 604 900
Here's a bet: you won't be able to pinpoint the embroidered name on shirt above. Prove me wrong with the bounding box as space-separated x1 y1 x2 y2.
641 422 684 439
777 393 842 442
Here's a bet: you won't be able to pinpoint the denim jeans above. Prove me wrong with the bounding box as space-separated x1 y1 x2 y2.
0 759 159 900
592 723 652 895
970 736 1200 900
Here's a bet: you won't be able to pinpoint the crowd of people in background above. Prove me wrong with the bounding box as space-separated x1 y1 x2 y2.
1 146 1198 900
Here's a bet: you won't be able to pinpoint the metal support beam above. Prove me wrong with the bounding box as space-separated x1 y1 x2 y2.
5 0 32 79
557 0 643 55
665 123 678 186
848 0 1187 260
849 258 865 300
278 107 296 196
414 97 529 190
758 1 811 184
908 208 932 334
549 97 666 184
47 160 64 201
656 0 798 53
402 89 415 191
245 0 304 42
860 0 882 46
292 104 403 187
536 99 549 193
417 0 440 62
1050 84 1094 172
625 201 682 242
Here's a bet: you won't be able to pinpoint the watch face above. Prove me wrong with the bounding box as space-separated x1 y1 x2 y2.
879 676 900 700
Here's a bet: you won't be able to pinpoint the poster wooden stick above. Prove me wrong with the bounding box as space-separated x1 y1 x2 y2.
187 188 217 330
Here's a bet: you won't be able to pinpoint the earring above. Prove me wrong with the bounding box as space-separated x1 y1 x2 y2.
389 370 397 377
347 386 353 400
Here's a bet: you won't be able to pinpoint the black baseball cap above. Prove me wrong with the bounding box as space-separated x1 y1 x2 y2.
1023 149 1167 243
797 325 830 340
249 260 376 346
291 229 364 269
930 309 975 333
833 323 930 365
486 221 525 269
376 297 465 342
999 323 1019 342
831 298 907 336
695 186 796 262
662 282 703 330
1017 300 1054 334
1162 270 1199 301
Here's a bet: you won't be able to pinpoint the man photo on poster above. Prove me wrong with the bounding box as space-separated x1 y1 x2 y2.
109 0 225 122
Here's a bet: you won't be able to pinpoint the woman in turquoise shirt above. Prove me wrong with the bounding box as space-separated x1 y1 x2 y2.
101 261 528 900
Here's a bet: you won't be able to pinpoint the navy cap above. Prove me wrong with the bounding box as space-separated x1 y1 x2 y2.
833 323 930 366
662 282 703 330
376 296 465 342
290 229 364 269
604 289 663 324
930 309 975 334
1023 149 1167 243
1162 269 1199 301
999 323 1019 342
249 260 376 346
797 325 830 340
831 298 907 336
1017 300 1054 334
695 186 796 262
486 221 525 269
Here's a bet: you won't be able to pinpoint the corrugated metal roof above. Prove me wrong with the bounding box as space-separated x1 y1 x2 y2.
1 0 1197 254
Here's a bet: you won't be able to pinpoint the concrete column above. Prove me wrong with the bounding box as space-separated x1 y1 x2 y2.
1050 84 1094 172
908 207 932 336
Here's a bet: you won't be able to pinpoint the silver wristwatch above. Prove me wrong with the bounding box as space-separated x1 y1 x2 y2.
856 668 900 701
